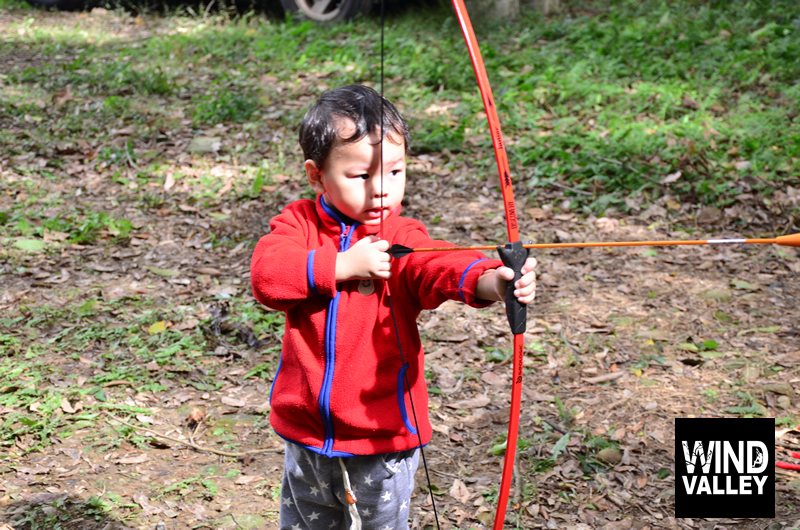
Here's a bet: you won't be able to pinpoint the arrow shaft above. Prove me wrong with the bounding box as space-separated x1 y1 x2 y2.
394 237 781 255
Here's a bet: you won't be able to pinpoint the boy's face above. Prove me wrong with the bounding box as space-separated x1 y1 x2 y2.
305 119 406 226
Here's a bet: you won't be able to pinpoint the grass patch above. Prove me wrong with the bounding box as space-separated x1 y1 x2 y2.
1 1 797 214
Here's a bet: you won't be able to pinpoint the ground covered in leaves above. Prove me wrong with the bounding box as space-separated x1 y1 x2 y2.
1 2 800 530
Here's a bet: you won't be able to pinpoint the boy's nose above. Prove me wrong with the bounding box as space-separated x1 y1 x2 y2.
369 177 388 197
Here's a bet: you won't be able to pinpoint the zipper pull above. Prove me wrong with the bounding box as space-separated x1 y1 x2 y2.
340 226 350 252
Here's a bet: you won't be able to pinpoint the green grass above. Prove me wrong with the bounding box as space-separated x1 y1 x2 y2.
0 290 280 455
2 1 798 217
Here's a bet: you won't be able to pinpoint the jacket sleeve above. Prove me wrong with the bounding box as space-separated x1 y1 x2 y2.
250 203 339 311
396 220 504 311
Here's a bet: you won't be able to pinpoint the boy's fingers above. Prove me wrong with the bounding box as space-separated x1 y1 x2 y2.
522 257 538 274
516 271 536 289
496 266 514 281
355 235 378 247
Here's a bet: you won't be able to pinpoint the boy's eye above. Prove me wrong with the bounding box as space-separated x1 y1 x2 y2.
359 174 369 180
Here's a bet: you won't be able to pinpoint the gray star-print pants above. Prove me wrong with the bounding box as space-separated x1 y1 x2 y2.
281 442 420 530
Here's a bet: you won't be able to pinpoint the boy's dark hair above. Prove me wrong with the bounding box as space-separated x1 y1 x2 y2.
299 84 410 168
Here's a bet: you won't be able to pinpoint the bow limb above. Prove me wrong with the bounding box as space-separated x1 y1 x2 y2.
447 2 528 528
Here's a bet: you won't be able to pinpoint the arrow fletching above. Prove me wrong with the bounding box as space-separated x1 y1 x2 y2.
387 244 415 258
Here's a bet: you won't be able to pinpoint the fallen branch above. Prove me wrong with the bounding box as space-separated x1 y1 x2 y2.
544 419 569 435
582 371 626 384
104 413 283 458
777 440 800 452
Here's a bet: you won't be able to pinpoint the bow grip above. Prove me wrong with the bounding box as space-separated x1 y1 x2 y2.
496 241 529 335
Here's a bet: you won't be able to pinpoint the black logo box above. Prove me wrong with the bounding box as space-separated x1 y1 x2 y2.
675 418 775 518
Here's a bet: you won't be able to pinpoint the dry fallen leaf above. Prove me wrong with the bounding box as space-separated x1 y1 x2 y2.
173 318 200 331
235 475 265 485
594 217 620 232
217 180 233 196
52 86 73 108
117 454 150 465
446 395 490 410
682 94 699 109
133 493 161 516
449 478 471 504
480 372 506 386
188 407 206 424
196 267 222 276
164 173 176 191
221 396 246 407
15 466 50 475
582 372 625 384
61 397 75 414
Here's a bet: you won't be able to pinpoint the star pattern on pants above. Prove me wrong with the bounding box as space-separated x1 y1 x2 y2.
363 474 373 486
309 511 320 521
381 490 392 503
282 497 293 508
309 485 320 497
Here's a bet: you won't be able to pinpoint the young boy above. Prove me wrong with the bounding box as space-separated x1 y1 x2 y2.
251 84 536 530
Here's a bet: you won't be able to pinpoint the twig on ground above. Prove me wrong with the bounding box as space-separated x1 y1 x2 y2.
204 0 216 18
544 418 569 435
777 441 800 451
541 179 593 196
104 412 283 457
125 148 141 172
559 331 583 356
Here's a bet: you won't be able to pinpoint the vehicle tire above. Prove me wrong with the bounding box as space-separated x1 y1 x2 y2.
280 0 370 22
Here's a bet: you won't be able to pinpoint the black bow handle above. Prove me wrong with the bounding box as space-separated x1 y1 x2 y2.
496 240 531 336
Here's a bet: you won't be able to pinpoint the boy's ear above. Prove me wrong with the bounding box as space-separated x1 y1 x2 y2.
305 160 325 195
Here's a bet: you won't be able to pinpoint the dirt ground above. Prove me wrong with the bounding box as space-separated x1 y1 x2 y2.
2 163 799 529
1 7 800 530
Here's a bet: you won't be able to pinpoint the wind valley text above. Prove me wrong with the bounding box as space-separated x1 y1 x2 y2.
681 440 769 496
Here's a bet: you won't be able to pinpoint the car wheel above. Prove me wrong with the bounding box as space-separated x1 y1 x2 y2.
279 0 370 22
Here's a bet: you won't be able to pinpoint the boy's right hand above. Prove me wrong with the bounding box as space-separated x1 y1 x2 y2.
335 236 392 281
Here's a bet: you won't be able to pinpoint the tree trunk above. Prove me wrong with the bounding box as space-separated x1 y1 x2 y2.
526 0 560 15
464 0 520 20
464 0 559 21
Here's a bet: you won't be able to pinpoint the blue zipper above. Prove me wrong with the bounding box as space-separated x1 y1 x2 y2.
318 218 359 457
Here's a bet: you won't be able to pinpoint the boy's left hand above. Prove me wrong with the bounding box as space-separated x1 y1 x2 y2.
492 257 537 304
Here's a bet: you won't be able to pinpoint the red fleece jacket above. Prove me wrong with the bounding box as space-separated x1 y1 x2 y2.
251 196 503 457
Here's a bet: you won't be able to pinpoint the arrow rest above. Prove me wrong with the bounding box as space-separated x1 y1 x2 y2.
496 241 530 335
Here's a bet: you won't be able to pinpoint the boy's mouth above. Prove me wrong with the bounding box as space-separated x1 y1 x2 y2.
365 207 388 219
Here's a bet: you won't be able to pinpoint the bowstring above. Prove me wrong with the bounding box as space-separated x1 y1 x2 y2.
379 7 441 529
